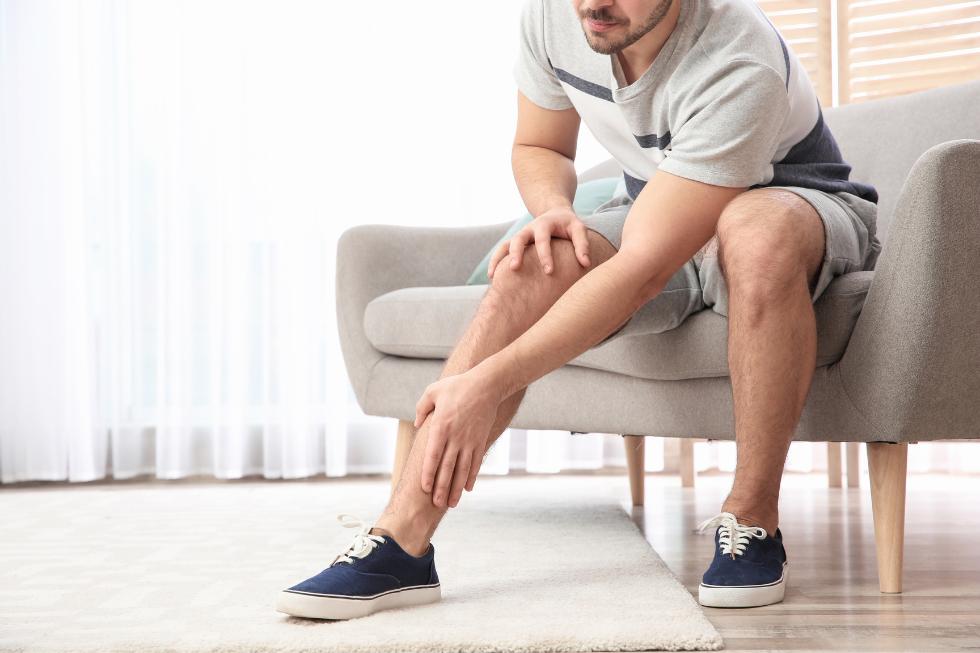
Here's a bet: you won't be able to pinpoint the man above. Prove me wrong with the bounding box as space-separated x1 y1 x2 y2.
276 0 880 619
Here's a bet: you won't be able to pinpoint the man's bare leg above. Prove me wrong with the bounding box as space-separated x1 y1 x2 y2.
713 189 827 535
374 233 621 555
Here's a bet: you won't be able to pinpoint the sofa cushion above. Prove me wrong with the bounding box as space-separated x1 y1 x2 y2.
363 271 874 381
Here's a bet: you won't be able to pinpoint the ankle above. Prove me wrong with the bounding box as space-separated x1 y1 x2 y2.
720 504 778 535
372 517 431 557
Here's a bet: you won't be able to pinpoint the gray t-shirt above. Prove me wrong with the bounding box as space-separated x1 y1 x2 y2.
514 0 877 203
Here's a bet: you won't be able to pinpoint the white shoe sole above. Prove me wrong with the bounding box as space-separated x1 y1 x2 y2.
275 583 441 620
698 563 787 608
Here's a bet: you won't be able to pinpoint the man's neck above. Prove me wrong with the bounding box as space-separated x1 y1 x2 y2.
615 0 681 86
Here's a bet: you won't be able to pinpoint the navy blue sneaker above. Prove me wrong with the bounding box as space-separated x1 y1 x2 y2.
696 511 788 608
275 514 441 619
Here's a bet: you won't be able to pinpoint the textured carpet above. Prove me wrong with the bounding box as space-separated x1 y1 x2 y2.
0 475 723 652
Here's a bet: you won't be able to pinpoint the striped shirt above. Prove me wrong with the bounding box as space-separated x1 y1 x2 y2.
514 0 878 203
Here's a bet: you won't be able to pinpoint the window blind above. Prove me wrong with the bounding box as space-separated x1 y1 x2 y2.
757 0 834 106
759 0 980 105
840 0 980 103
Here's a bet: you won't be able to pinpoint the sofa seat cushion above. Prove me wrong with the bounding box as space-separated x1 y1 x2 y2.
363 271 874 381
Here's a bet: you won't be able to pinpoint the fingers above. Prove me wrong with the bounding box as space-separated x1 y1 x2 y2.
491 219 585 279
414 387 435 428
487 240 510 280
464 444 485 492
432 447 459 508
533 225 554 275
507 228 533 271
569 221 592 268
448 449 473 508
421 422 447 494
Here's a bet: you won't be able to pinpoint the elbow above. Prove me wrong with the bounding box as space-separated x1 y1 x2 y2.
511 141 575 165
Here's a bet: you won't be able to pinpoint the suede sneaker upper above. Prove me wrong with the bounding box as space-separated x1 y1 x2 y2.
284 514 439 599
696 511 788 608
275 513 441 619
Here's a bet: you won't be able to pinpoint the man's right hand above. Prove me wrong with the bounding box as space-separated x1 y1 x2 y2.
487 206 592 279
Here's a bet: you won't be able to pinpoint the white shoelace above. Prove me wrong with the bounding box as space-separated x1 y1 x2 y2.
696 511 768 559
330 513 386 566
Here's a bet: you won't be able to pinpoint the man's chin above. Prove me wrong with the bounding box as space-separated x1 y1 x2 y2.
585 36 624 55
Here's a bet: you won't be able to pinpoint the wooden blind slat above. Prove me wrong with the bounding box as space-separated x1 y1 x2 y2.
757 0 820 11
847 5 980 35
787 40 821 57
852 50 980 76
850 62 980 98
850 0 980 21
849 16 980 48
850 32 980 62
772 22 823 37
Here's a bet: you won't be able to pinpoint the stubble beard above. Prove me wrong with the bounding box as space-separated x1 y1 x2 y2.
581 0 674 55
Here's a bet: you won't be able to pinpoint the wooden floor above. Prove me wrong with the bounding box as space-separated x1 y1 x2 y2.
629 471 980 652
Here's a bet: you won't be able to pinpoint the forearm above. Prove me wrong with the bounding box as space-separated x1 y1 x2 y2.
511 144 577 216
475 252 664 398
472 167 741 400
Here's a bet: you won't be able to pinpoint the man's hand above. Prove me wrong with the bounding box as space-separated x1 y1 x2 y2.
413 368 505 508
487 207 592 279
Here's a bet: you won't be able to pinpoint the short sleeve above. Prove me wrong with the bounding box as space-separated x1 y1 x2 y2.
513 0 574 110
656 61 791 187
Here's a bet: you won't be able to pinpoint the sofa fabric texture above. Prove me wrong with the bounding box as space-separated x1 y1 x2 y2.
364 272 872 381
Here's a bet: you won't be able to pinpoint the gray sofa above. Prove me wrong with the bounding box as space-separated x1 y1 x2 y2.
336 79 980 594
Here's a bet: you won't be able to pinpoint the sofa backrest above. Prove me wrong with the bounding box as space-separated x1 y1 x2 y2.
578 79 980 246
823 79 980 244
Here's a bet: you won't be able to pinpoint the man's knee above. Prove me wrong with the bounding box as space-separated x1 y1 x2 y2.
714 190 820 301
477 239 573 326
484 230 619 323
489 237 585 296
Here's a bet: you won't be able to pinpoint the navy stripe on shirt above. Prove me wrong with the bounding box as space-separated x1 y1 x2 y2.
622 109 878 204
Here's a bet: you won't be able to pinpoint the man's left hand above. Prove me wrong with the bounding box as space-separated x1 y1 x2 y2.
413 369 503 508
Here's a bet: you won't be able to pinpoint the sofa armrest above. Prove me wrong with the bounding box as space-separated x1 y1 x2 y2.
336 221 511 406
836 139 980 440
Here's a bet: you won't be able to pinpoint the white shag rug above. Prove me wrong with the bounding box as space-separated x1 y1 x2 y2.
0 475 723 652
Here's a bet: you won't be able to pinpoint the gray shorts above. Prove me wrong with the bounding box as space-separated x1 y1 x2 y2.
584 184 882 340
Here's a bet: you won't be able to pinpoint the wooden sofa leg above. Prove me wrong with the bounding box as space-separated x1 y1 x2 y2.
827 442 843 487
623 435 645 507
391 420 416 494
867 442 908 593
846 442 860 487
680 439 695 488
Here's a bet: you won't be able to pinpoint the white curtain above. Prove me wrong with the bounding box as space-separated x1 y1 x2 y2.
1 0 976 484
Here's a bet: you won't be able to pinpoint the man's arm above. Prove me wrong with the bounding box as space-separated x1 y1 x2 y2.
413 53 789 508
495 91 592 276
473 169 747 398
511 91 579 217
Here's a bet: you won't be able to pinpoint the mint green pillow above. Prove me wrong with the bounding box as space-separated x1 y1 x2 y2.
465 177 622 285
